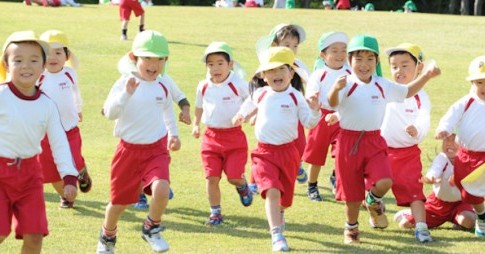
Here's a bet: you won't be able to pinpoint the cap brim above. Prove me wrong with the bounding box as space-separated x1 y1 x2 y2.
319 32 348 51
132 50 168 58
466 73 485 81
256 35 275 62
349 46 379 55
385 47 408 57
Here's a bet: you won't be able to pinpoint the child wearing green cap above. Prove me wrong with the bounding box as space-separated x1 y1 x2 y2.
327 34 440 244
233 46 321 252
192 41 253 226
98 30 179 253
381 43 433 242
0 31 78 253
303 31 350 202
435 55 485 238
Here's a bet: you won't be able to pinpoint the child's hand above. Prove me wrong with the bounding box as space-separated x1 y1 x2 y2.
306 92 321 111
125 77 139 95
78 112 83 122
333 75 348 91
423 65 441 79
192 125 200 139
249 115 257 126
179 108 192 125
435 130 450 140
63 185 77 202
420 175 441 184
168 136 181 151
406 125 418 138
232 114 244 126
325 113 339 126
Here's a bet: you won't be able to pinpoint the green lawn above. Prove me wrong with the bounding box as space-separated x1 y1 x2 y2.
1 3 485 253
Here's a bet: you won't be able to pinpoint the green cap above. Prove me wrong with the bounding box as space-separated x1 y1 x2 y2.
364 3 374 11
131 30 169 58
348 34 382 76
202 41 233 63
404 0 417 11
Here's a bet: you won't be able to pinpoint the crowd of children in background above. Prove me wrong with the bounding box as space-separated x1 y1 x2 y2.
1 19 485 253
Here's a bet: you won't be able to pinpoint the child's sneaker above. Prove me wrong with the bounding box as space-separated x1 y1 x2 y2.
78 168 92 193
59 196 74 209
133 194 149 210
168 188 174 200
415 228 433 243
205 213 224 226
475 218 485 237
343 227 360 244
236 183 253 207
307 185 322 202
272 233 289 252
96 234 116 254
248 183 259 195
366 198 388 229
141 225 169 252
329 170 336 195
296 168 308 184
120 34 127 41
393 209 412 229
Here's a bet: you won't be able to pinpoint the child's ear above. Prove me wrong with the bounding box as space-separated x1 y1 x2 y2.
319 51 326 60
416 62 424 75
128 52 137 62
228 60 234 69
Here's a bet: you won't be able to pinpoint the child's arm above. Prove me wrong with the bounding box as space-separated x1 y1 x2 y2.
327 75 347 107
178 99 191 125
408 92 431 141
192 107 203 139
162 93 179 151
422 153 447 184
299 92 322 129
406 65 440 98
232 96 257 126
435 98 467 139
70 69 83 122
103 77 138 120
325 112 340 126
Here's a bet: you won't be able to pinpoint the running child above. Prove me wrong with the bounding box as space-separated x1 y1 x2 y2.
233 47 321 251
435 55 485 237
327 34 440 244
0 30 78 254
98 30 179 253
119 0 145 40
192 41 252 225
37 29 92 209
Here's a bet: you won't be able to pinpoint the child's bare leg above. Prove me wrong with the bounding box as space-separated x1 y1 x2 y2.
265 188 282 228
345 201 361 224
148 179 169 221
21 234 43 254
456 211 476 229
103 203 128 231
139 14 145 31
410 200 426 225
228 178 244 187
473 202 485 214
370 178 392 197
51 181 64 196
206 176 221 207
307 164 321 183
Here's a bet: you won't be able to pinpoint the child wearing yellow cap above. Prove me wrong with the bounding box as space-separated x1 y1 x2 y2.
327 34 440 244
0 31 78 253
435 55 485 238
233 47 321 251
191 41 252 226
98 30 179 253
381 43 433 242
37 29 91 209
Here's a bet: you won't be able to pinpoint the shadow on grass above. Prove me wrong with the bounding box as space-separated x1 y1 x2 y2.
168 40 208 48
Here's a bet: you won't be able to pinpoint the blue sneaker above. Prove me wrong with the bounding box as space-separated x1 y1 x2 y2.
272 233 289 251
296 168 308 184
475 219 485 237
206 213 224 226
237 183 253 207
133 194 149 210
248 183 259 195
169 188 174 200
415 228 433 243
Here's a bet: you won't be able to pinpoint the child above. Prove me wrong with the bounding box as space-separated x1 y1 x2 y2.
119 0 145 40
380 43 432 242
36 29 91 209
192 41 252 225
233 47 321 251
98 30 179 253
394 134 476 231
435 55 485 237
0 30 78 253
303 31 350 201
327 34 440 244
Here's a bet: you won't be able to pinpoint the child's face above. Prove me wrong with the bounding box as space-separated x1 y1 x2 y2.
389 53 421 85
349 50 378 83
46 47 67 73
262 65 294 92
471 78 485 101
276 35 299 55
135 56 167 81
442 134 458 160
321 42 347 70
206 53 233 84
4 42 44 90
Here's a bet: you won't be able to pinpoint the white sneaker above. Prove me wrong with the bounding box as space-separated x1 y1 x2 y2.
142 225 169 252
475 219 485 237
415 228 433 243
393 209 412 229
96 234 116 254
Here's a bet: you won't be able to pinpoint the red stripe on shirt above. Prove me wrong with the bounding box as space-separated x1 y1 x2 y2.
289 92 298 106
320 71 327 82
347 83 358 97
201 83 209 97
414 94 421 109
159 82 168 98
64 72 74 84
227 82 239 96
374 82 385 99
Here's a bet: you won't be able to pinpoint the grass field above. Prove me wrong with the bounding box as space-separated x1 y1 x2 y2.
1 2 485 253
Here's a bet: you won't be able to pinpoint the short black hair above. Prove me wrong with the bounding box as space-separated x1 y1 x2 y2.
206 52 230 63
389 51 418 64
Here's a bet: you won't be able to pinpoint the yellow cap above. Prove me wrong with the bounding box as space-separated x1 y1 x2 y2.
466 55 485 81
40 29 69 49
385 43 424 62
255 46 295 74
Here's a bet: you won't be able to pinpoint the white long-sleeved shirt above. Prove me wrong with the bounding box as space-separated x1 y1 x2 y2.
334 74 408 131
436 94 485 151
37 66 82 131
103 75 178 144
381 90 431 148
237 85 321 145
160 74 186 104
195 72 249 128
425 152 462 202
306 63 351 109
0 82 78 178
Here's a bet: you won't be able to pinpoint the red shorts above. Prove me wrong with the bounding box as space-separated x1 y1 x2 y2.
39 127 86 183
0 157 48 239
295 122 306 158
388 145 426 206
405 192 474 228
302 109 339 166
334 129 392 202
119 0 144 21
454 147 485 205
201 127 248 179
110 137 170 205
251 141 299 207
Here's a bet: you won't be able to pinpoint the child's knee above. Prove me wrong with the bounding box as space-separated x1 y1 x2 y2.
227 178 244 186
375 178 392 190
457 211 477 229
23 234 43 249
